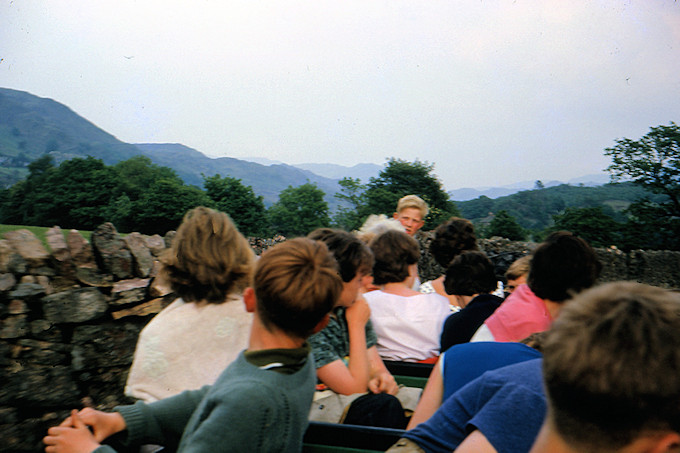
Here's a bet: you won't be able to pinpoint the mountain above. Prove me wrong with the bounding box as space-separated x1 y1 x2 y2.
292 162 382 182
0 88 142 186
135 143 341 206
0 88 341 206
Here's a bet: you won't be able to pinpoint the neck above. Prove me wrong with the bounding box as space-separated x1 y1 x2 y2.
529 421 575 453
382 281 420 296
247 316 305 351
543 299 562 320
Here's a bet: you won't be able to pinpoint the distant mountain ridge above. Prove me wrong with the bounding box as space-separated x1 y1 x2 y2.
0 87 613 209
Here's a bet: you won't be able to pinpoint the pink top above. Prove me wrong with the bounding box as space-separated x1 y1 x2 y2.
484 284 552 342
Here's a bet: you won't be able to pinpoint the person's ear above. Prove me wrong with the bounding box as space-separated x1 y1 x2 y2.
243 287 256 313
312 313 330 334
393 212 399 220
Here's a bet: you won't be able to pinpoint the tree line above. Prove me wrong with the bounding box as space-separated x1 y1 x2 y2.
1 122 678 251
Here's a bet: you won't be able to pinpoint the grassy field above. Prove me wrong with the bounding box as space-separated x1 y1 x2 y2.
0 224 92 249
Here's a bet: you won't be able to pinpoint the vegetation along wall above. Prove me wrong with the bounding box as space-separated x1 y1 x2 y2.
1 224 679 452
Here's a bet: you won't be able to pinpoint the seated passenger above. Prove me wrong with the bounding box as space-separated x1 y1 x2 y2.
504 255 531 296
419 217 479 309
364 230 451 362
407 341 542 430
125 206 255 402
471 231 601 343
439 251 503 352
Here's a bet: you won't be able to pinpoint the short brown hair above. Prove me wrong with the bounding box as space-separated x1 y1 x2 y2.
308 228 373 282
369 230 420 285
528 231 601 302
160 206 254 303
543 282 680 450
254 238 342 339
429 217 479 268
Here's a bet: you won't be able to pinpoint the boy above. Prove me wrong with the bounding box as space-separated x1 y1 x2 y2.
530 281 680 453
306 229 401 425
43 238 343 453
393 195 428 237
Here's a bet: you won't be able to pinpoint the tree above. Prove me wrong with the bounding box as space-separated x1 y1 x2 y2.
485 210 525 241
132 179 212 235
268 182 330 237
363 158 459 229
331 177 367 231
204 174 269 237
605 122 680 249
549 207 622 248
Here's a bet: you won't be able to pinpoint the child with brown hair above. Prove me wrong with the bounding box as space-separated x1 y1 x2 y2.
125 206 256 402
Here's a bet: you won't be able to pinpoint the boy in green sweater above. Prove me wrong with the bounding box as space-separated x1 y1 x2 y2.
43 238 343 453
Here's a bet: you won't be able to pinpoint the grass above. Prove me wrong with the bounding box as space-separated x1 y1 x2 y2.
0 224 92 249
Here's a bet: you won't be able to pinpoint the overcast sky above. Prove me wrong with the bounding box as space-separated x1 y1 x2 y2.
2 1 679 190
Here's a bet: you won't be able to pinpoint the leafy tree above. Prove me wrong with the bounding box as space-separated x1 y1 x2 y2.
363 158 459 229
132 179 212 235
549 207 622 248
535 180 545 190
268 182 330 237
40 157 119 229
113 156 181 201
204 174 269 237
332 177 367 231
605 122 680 250
485 210 526 241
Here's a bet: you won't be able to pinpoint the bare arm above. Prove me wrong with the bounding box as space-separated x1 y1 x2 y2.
367 346 399 395
407 360 444 429
316 298 371 395
454 430 498 453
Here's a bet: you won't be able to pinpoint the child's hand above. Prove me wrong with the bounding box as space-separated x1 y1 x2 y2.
76 408 126 442
346 295 371 327
369 371 399 395
44 410 100 453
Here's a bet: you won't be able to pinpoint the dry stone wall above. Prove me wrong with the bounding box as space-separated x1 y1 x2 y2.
0 225 678 452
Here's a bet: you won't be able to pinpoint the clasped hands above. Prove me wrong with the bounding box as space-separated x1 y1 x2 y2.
43 408 125 453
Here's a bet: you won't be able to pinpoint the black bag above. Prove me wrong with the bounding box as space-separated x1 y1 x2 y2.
342 393 409 429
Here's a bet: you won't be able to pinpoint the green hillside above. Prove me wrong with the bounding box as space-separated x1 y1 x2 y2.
457 182 665 232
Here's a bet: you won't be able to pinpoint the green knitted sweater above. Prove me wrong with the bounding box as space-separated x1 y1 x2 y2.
94 348 315 452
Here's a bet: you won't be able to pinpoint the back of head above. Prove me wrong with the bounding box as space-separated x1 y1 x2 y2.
542 281 680 450
444 251 497 296
369 230 420 285
307 228 374 282
254 237 342 339
430 217 479 268
160 206 254 303
355 214 406 244
527 231 601 302
397 194 429 218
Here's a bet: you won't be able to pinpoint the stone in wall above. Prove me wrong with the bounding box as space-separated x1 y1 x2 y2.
42 287 109 324
124 233 154 278
3 230 49 273
91 223 133 280
45 226 74 280
111 278 151 306
0 239 27 274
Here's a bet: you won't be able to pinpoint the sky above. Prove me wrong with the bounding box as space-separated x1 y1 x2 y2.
1 1 679 191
